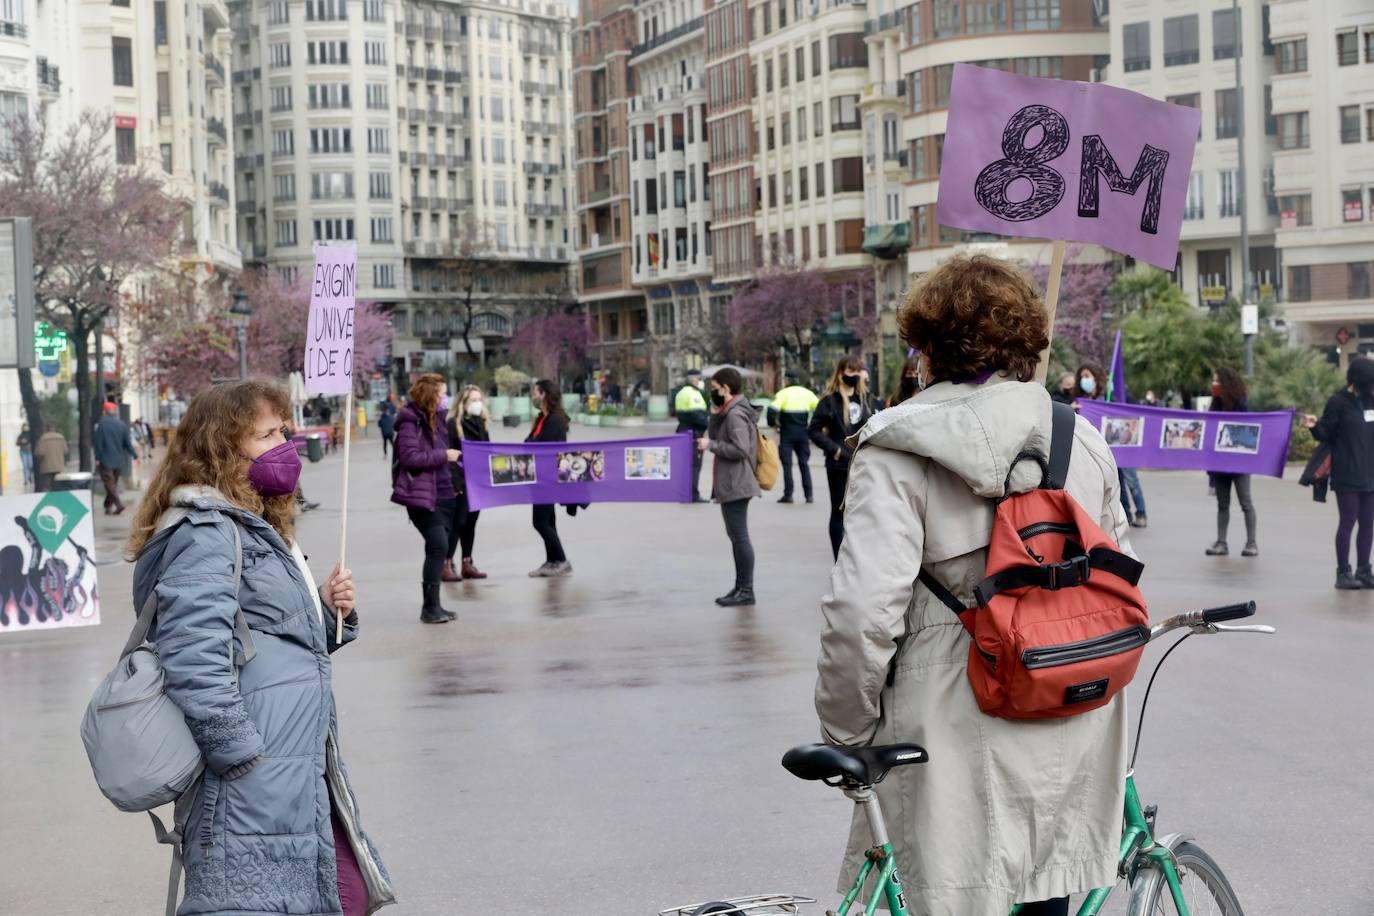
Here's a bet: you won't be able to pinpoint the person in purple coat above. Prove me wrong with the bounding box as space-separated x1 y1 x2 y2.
390 372 461 623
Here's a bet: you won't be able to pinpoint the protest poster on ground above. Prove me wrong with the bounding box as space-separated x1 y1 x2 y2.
304 245 356 396
1076 400 1294 478
937 63 1201 270
464 433 693 510
0 490 99 635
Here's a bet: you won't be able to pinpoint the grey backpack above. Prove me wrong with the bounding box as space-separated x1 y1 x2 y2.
80 513 253 915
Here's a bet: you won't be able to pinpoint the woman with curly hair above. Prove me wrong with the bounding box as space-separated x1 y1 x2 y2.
126 380 394 916
814 254 1132 916
1205 366 1258 557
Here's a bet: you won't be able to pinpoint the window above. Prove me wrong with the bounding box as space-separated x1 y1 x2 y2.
1350 263 1370 298
765 59 773 91
272 129 294 156
1012 0 1059 30
1215 89 1239 140
311 172 353 199
1343 188 1364 223
830 95 860 131
832 156 863 193
968 0 1004 33
493 181 506 206
363 0 383 21
304 0 346 20
1211 8 1239 60
767 175 776 208
1123 22 1150 71
1012 57 1061 79
365 41 386 65
828 33 866 69
934 0 960 38
307 41 348 65
269 42 291 67
1163 15 1198 66
269 1 289 23
797 106 807 140
1337 30 1358 66
933 64 955 107
1217 169 1238 218
780 54 789 88
271 86 293 111
313 218 355 241
799 167 808 201
115 126 135 164
274 173 296 201
1340 106 1361 144
309 127 351 153
1278 194 1312 227
782 170 792 204
814 162 825 197
1367 30 1374 63
1288 265 1310 302
1275 38 1306 73
276 219 297 246
373 264 395 288
813 101 824 137
492 137 505 163
308 84 351 109
160 143 172 173
766 117 775 150
811 39 820 76
368 127 389 153
1368 109 1374 142
370 217 392 242
1184 172 1203 220
674 171 686 207
1167 93 1201 138
366 83 388 109
112 37 133 85
835 218 864 254
1276 111 1309 149
796 48 804 82
781 112 791 146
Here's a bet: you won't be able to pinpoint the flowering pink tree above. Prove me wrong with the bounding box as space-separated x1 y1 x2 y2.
510 311 595 380
729 262 830 373
1027 249 1117 368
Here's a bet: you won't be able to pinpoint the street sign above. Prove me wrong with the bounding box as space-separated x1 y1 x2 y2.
1241 304 1259 336
1200 285 1227 303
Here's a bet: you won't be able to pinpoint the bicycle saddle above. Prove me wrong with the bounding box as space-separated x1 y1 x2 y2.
781 743 928 786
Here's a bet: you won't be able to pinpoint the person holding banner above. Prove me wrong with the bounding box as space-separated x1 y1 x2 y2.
126 379 395 916
527 379 573 578
674 369 710 503
444 384 489 581
1078 364 1147 529
391 372 461 622
701 367 759 606
816 255 1131 916
1305 357 1374 589
809 356 880 560
1205 367 1259 558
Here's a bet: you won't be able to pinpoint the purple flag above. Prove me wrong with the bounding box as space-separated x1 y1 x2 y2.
1108 330 1128 405
1077 400 1294 478
462 433 694 510
936 64 1201 269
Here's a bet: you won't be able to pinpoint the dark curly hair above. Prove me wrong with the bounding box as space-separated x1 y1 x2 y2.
898 254 1049 383
1214 366 1247 410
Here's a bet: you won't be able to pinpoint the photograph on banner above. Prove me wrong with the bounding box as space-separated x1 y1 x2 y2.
558 451 605 484
1216 422 1262 455
1101 416 1144 448
0 490 99 634
626 447 672 480
490 453 537 486
1161 418 1205 451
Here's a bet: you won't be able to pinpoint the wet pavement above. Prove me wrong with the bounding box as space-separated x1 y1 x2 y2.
2 425 1371 915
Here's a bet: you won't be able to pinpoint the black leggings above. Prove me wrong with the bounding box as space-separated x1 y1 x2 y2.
445 491 480 560
407 501 452 584
826 466 848 560
1336 490 1374 569
720 498 754 590
532 504 566 563
1016 898 1069 916
1214 473 1256 544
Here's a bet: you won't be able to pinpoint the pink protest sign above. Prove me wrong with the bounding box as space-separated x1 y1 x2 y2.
936 64 1201 270
304 245 356 395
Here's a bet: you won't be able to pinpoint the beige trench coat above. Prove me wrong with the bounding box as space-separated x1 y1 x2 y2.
815 376 1133 915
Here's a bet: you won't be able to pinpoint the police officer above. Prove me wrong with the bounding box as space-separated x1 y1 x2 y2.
768 370 819 504
675 369 710 503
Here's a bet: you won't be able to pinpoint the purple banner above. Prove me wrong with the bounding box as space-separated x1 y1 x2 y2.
1077 400 1295 478
462 433 694 510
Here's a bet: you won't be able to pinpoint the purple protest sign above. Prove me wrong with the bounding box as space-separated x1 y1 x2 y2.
462 433 694 510
937 64 1201 270
304 245 356 396
1076 400 1294 478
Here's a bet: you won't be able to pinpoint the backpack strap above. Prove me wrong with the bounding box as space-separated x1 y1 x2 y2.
1044 401 1077 491
149 761 204 916
973 546 1144 607
917 568 975 621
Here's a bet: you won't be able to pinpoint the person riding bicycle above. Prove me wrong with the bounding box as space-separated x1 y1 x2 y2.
814 255 1135 916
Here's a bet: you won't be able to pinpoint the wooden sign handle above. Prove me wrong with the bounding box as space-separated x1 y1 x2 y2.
1034 239 1068 384
336 390 352 644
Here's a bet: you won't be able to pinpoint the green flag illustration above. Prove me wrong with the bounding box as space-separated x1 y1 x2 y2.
27 491 88 555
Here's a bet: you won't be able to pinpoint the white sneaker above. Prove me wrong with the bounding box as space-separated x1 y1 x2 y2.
550 561 573 577
528 562 555 577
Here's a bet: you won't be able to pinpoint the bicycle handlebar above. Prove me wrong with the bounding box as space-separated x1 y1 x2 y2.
1149 600 1268 641
1200 601 1256 624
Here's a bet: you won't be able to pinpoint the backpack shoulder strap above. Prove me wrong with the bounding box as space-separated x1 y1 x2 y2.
917 569 975 623
1044 401 1076 491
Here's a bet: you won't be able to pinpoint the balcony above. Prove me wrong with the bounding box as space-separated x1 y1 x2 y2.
863 11 900 35
525 202 560 217
237 199 256 214
208 182 231 205
862 222 911 259
235 153 263 169
882 148 908 168
426 67 442 82
521 80 556 95
444 69 463 84
36 57 60 94
587 183 612 203
630 16 702 59
0 19 28 38
405 22 422 37
208 238 242 273
205 54 225 84
207 117 227 145
232 66 260 84
864 80 906 100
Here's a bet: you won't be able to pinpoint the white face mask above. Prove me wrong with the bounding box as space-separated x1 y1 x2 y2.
466 401 484 417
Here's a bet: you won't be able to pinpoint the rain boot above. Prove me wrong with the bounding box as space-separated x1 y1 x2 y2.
421 582 456 623
1336 566 1362 590
1356 566 1374 588
441 559 461 582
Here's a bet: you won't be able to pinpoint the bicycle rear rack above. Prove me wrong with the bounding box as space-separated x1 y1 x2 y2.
658 893 817 916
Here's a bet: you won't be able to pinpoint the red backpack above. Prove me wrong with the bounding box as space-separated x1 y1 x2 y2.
919 402 1150 720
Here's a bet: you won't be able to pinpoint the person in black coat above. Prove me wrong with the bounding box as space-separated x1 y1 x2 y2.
1305 357 1374 589
444 385 491 582
1205 366 1257 557
808 355 880 560
527 379 572 577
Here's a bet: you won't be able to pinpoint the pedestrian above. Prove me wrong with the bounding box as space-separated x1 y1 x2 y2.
1050 371 1078 406
1078 364 1147 528
444 384 489 582
1304 356 1374 589
808 355 880 560
1205 366 1258 557
701 366 759 606
390 372 461 623
35 426 66 491
378 399 397 456
674 369 710 503
768 370 818 504
15 422 32 487
125 379 395 916
528 378 573 577
887 357 922 408
860 367 885 410
815 253 1131 916
93 402 139 515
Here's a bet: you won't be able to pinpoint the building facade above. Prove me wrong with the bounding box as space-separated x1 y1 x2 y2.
1269 0 1374 366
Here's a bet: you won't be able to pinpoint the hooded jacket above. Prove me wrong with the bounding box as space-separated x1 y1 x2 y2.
1311 388 1374 493
133 486 395 916
390 402 454 510
708 395 760 503
815 375 1131 914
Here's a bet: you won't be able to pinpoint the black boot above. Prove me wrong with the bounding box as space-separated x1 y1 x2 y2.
421 582 456 623
1336 566 1362 590
1357 566 1374 588
717 588 755 607
714 588 739 606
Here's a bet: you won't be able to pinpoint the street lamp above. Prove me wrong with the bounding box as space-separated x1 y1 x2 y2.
229 289 253 379
818 310 858 369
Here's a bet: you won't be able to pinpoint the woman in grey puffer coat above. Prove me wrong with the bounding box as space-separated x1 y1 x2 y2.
127 380 395 916
702 366 759 607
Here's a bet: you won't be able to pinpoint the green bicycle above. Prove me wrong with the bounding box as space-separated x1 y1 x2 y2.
661 601 1272 916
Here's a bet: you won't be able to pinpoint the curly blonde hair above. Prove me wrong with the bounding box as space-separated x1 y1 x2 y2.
898 254 1049 384
126 380 296 558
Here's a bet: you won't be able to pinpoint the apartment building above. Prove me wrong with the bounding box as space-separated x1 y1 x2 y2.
575 0 646 385
703 0 752 292
1269 0 1374 366
233 0 574 376
1105 0 1279 306
627 0 713 386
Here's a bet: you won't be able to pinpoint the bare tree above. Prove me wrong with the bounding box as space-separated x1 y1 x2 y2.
437 218 511 364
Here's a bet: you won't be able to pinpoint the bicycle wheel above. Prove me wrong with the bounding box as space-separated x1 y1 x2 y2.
1140 841 1244 916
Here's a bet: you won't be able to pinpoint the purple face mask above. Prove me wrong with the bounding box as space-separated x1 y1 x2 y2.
245 439 302 498
437 394 450 413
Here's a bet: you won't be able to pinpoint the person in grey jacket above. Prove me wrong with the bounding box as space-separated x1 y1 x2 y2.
700 366 760 606
94 402 139 514
126 379 395 916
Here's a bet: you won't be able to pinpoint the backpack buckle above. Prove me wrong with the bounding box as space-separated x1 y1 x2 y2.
1046 555 1091 590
